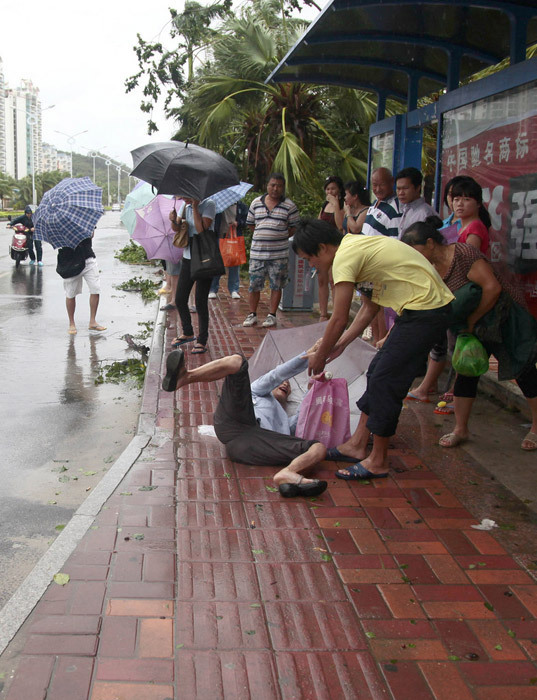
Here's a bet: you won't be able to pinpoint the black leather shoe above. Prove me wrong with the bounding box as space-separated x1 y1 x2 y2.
162 349 185 392
278 478 328 498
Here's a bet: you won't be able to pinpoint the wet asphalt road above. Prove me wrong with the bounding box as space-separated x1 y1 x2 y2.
0 212 159 607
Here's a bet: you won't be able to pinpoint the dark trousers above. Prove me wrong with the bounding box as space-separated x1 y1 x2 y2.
27 236 42 262
357 305 451 437
175 258 212 346
455 358 537 399
214 359 317 466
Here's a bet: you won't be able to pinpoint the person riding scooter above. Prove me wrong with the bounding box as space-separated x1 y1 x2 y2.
8 206 42 266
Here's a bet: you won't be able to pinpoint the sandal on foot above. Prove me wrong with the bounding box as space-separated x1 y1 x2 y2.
191 343 207 355
434 403 455 415
439 432 467 448
162 349 185 392
89 324 106 331
406 391 430 403
336 462 388 481
325 447 359 463
439 391 454 402
522 431 537 451
172 336 195 348
278 476 328 498
68 327 77 335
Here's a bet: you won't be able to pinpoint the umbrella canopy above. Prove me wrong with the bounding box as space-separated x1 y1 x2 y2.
211 182 253 214
120 181 161 234
34 177 104 249
249 323 376 435
132 195 185 264
130 141 240 200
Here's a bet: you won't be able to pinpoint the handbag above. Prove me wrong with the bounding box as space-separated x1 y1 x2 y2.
295 376 351 448
190 228 225 280
452 332 489 377
171 204 189 248
219 222 247 267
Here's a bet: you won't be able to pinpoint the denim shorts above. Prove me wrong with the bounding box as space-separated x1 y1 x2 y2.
248 258 289 292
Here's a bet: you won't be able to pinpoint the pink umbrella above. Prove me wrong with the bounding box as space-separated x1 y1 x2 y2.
132 195 185 263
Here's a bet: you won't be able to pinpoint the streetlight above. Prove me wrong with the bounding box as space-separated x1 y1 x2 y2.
54 129 89 177
116 165 122 204
106 160 112 207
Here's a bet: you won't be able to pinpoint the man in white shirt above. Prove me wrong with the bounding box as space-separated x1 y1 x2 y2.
396 167 437 237
162 346 327 498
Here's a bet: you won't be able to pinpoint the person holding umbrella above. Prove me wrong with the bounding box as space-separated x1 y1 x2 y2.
33 177 107 335
57 230 106 335
170 196 216 354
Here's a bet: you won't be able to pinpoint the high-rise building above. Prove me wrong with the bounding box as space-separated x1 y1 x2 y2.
42 142 70 173
4 78 42 180
0 58 6 173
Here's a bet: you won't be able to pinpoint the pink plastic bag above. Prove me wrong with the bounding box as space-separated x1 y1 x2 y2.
295 377 351 448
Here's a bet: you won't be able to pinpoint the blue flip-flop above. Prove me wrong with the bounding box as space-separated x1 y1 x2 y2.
335 462 388 481
325 447 358 463
172 336 195 348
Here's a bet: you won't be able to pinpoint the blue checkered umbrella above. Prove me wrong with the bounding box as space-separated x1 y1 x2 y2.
210 182 253 214
34 177 104 249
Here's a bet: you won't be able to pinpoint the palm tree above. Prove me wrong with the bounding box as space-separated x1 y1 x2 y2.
176 7 384 193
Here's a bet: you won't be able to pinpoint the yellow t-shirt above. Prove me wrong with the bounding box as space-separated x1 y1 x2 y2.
333 234 454 314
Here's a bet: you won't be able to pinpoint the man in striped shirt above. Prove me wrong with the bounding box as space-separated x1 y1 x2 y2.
361 167 401 238
243 173 300 328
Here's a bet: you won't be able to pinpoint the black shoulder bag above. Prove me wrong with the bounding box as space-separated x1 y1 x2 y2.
190 228 225 280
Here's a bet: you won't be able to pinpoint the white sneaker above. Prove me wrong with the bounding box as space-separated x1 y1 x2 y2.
208 292 217 299
243 312 257 326
231 291 240 299
262 313 277 328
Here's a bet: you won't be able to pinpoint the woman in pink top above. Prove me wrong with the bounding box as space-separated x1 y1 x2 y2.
451 176 491 254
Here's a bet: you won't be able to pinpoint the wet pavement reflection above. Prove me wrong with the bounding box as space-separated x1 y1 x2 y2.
0 212 159 607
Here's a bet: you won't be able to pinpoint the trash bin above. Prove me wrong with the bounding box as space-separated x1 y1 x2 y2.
279 237 317 311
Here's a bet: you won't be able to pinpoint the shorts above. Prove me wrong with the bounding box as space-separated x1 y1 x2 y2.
63 258 101 298
248 258 289 292
214 358 317 466
166 259 182 276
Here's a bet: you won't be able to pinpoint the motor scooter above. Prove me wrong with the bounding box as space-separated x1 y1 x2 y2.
8 224 29 267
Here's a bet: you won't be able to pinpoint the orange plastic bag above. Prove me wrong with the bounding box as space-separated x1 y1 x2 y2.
219 223 247 267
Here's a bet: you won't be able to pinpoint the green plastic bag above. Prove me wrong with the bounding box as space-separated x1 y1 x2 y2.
452 333 489 377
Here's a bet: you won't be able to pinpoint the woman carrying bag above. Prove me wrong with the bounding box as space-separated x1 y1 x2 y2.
172 197 216 354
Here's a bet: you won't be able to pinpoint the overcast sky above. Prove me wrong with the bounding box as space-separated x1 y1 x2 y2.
3 0 319 169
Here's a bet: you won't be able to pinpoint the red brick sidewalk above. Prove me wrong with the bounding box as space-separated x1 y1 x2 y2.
2 293 537 699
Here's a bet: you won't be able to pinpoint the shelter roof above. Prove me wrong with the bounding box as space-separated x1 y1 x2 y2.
267 1 537 107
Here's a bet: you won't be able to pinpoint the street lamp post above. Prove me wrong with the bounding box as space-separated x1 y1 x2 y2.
116 166 121 205
27 114 37 207
54 129 88 177
106 160 111 207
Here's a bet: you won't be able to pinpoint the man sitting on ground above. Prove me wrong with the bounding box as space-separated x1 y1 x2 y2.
162 345 327 498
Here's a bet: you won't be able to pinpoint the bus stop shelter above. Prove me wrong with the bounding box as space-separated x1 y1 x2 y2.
268 0 537 316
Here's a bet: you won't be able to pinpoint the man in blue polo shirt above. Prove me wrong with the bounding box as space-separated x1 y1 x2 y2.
243 173 299 328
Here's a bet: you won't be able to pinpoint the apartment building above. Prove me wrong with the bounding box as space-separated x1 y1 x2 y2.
42 142 71 173
0 58 6 173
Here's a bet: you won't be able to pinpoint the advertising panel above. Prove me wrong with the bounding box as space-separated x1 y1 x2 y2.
441 81 537 316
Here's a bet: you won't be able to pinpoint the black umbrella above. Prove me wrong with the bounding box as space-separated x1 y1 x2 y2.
130 141 240 200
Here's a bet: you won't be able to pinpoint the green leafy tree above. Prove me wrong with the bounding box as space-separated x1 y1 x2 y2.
0 172 16 208
126 0 234 134
126 0 398 194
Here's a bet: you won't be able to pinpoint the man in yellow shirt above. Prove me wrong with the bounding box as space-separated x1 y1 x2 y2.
292 219 454 480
